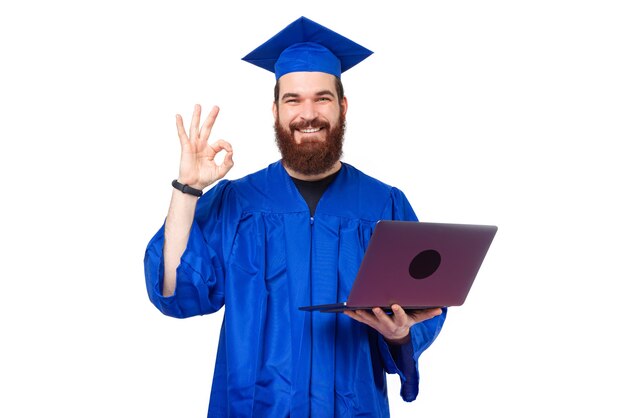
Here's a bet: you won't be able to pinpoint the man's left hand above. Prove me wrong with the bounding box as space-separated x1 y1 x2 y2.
344 305 443 344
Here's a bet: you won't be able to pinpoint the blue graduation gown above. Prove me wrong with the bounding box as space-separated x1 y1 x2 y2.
144 161 446 417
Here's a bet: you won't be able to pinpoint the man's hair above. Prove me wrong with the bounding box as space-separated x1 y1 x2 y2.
273 76 345 105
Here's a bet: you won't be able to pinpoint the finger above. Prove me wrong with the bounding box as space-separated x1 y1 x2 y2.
189 104 201 141
353 309 376 325
209 139 233 154
205 139 235 179
371 307 395 328
175 114 189 146
343 310 369 325
217 155 235 179
390 304 410 326
219 150 235 175
419 307 443 318
408 307 443 323
208 140 234 164
200 106 220 142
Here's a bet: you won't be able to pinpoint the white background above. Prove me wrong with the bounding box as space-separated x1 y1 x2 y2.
1 1 625 417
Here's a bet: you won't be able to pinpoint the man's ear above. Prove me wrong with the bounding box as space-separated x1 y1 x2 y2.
272 101 278 120
341 96 348 117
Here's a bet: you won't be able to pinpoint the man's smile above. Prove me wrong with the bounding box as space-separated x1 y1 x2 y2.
299 127 323 134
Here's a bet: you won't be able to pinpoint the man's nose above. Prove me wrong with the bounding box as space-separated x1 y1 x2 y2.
299 101 318 121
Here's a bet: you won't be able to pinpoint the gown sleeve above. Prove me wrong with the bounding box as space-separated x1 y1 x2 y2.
143 180 241 318
377 309 447 401
375 186 448 401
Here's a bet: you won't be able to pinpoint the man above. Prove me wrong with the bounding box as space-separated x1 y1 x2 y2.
144 16 446 417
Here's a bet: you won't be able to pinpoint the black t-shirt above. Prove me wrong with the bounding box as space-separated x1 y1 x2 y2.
290 170 340 216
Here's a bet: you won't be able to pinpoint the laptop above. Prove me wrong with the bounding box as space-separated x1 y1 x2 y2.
299 220 498 313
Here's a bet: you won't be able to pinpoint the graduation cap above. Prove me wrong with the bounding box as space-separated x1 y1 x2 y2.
242 16 373 79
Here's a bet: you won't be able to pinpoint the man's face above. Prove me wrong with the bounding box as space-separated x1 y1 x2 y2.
273 71 347 176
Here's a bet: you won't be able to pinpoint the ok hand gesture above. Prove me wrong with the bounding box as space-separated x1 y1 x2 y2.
176 104 234 190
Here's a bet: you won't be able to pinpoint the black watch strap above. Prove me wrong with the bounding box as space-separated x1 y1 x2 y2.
171 179 203 197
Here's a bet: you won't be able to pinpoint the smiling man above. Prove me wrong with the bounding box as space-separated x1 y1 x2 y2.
144 16 446 417
274 71 346 178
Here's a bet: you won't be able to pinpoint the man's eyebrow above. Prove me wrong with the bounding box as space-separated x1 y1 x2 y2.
280 92 300 101
315 90 336 98
280 90 337 101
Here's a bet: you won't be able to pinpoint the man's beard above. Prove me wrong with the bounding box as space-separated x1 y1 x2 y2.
274 114 346 176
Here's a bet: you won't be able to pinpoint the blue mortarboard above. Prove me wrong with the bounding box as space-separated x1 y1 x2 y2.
242 16 373 79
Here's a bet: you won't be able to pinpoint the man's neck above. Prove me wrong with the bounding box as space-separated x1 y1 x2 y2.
283 161 342 181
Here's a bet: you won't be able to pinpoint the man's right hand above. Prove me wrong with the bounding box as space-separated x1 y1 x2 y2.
176 104 234 190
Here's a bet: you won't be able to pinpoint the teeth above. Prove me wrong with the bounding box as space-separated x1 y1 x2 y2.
300 127 321 133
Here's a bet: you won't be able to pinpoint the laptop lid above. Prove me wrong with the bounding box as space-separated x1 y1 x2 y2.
299 220 497 312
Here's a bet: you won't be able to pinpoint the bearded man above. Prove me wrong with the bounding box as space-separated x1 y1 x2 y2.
144 16 446 418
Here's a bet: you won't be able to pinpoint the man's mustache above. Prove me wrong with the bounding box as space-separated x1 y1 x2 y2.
289 118 330 131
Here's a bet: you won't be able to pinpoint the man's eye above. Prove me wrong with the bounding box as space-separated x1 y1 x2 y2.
317 97 331 102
